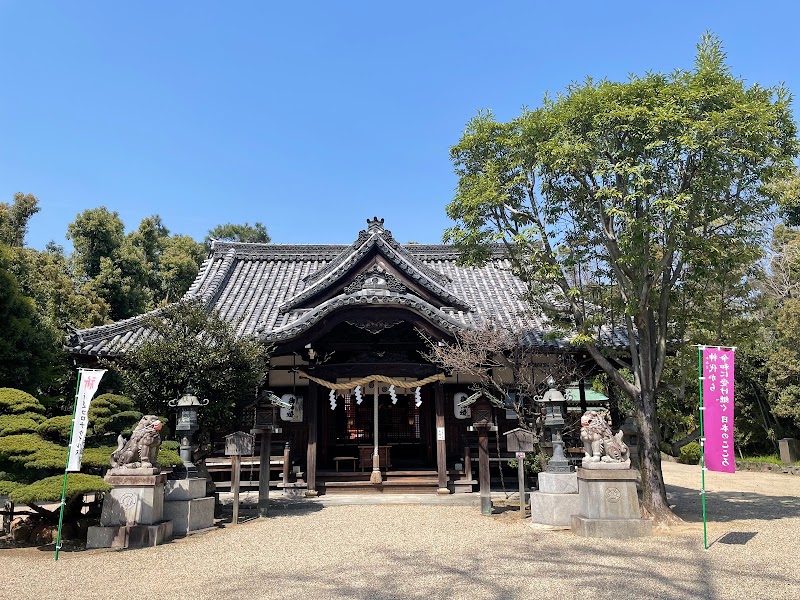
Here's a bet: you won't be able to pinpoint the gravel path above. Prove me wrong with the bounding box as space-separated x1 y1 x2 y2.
3 462 798 600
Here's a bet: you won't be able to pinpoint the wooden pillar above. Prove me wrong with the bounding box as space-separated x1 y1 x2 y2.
306 382 318 496
463 445 472 481
282 442 290 494
478 426 492 515
231 454 241 525
370 384 383 484
258 427 272 517
579 378 588 414
434 381 448 494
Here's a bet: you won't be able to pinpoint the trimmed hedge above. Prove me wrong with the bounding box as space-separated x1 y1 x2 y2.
0 388 45 417
678 441 702 464
0 415 40 436
9 473 110 504
36 415 74 442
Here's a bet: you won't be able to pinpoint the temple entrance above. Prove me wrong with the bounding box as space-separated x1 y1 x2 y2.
330 386 433 470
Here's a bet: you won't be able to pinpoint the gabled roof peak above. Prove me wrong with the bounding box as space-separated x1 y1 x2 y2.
366 216 386 233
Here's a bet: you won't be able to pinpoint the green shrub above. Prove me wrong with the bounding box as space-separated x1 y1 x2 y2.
0 388 45 417
158 445 182 467
93 410 142 436
0 415 40 436
678 442 702 464
0 480 21 495
9 473 110 504
508 452 543 475
659 441 674 456
36 415 74 442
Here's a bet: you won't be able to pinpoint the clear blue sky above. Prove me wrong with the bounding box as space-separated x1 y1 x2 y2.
2 1 798 249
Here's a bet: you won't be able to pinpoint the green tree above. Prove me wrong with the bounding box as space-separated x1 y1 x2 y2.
66 207 125 280
444 35 798 521
205 221 271 248
113 300 270 437
158 234 206 304
0 247 62 392
0 193 40 247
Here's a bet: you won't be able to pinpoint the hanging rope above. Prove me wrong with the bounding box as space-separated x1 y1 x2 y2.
295 370 445 391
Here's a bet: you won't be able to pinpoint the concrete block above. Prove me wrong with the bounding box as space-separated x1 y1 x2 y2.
100 475 166 526
779 438 800 465
165 477 206 501
571 515 652 538
529 491 580 527
86 520 173 549
577 468 640 520
163 497 214 535
537 472 577 494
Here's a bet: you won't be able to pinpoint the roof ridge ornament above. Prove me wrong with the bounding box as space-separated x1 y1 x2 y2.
366 216 385 233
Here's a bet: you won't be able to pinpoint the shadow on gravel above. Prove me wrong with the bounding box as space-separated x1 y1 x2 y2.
666 483 800 522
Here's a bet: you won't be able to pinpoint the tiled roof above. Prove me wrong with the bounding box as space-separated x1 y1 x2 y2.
64 219 629 356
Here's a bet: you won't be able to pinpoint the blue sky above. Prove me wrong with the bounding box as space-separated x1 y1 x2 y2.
2 1 798 249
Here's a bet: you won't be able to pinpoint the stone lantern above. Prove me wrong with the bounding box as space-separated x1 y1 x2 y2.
169 386 208 479
538 388 571 473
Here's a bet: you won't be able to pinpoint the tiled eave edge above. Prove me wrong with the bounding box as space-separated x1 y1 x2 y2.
258 292 475 343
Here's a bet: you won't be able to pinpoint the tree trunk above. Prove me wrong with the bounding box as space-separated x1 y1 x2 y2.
636 388 680 525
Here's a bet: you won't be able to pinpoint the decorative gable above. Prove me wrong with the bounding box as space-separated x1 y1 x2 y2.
278 217 472 314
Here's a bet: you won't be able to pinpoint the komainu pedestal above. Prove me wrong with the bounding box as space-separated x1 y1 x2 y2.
570 468 652 538
86 416 173 549
86 472 173 549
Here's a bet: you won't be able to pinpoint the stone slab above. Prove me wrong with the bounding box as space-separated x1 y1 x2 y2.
163 497 214 535
537 472 578 494
779 438 800 465
86 520 173 549
165 477 206 501
571 515 652 538
577 475 641 520
529 491 580 527
107 467 160 477
576 467 638 481
104 473 167 486
100 480 165 526
580 459 632 470
451 479 477 494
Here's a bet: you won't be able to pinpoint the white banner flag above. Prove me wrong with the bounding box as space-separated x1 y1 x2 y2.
66 369 106 472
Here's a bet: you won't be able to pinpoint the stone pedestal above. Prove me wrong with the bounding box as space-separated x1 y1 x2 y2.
163 477 214 535
451 479 477 494
529 472 579 528
779 438 800 465
571 468 652 538
87 472 173 549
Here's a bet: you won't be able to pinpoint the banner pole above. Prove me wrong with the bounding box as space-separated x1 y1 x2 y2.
697 347 708 550
55 370 83 561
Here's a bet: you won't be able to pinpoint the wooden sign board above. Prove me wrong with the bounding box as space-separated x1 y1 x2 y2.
504 428 535 452
225 431 254 456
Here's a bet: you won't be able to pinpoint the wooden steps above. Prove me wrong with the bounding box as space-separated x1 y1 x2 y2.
319 469 442 495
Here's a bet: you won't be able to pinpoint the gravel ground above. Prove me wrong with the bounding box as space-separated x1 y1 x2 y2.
2 462 798 600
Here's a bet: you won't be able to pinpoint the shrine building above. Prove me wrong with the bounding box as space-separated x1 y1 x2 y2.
66 217 617 494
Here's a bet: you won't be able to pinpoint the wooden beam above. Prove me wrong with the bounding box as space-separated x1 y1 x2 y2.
308 362 438 379
258 428 272 517
478 426 492 515
305 382 319 496
434 381 448 494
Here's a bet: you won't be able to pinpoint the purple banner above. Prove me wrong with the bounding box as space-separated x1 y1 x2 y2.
702 347 735 473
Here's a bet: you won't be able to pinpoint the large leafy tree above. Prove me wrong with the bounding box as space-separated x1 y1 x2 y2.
0 193 40 247
113 300 270 436
445 35 798 522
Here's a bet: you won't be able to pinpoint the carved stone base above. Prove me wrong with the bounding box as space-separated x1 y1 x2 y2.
107 467 160 477
86 520 173 549
571 468 652 538
100 473 167 527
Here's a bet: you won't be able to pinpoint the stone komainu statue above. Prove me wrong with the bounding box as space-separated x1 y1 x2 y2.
580 410 630 464
110 415 163 470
